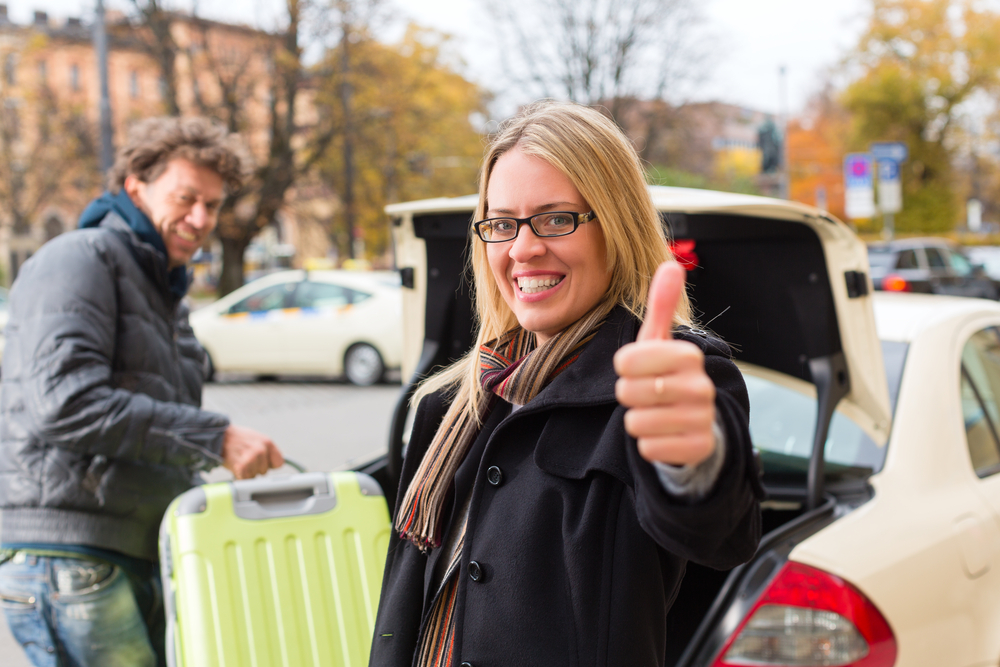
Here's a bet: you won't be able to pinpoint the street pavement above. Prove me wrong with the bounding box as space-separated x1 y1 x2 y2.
0 376 403 665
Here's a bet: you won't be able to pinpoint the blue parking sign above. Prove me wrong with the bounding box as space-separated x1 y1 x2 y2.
870 142 908 163
878 160 899 181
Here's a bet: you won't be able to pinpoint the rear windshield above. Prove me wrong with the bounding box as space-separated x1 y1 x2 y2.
867 248 898 270
746 340 908 482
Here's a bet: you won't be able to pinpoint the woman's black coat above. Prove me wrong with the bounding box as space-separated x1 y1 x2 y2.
370 307 763 666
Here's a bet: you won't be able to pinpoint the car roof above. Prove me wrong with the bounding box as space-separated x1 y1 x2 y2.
867 237 958 251
202 269 398 308
873 292 1000 342
385 186 832 222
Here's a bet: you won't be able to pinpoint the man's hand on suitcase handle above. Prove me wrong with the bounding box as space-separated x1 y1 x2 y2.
222 425 284 479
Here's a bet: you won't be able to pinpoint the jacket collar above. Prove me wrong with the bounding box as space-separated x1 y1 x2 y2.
506 305 640 486
99 213 180 305
520 304 638 411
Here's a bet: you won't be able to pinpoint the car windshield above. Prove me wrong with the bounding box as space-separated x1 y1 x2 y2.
746 340 908 483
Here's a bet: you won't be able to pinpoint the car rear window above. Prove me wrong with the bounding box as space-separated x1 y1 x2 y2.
896 249 919 269
746 340 908 482
867 249 898 270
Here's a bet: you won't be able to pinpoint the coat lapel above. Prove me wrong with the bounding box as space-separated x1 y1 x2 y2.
522 306 639 487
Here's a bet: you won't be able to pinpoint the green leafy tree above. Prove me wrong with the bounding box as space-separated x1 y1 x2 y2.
842 0 1000 233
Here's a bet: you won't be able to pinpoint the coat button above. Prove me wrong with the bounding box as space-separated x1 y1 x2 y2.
468 561 483 582
460 663 473 667
486 465 503 486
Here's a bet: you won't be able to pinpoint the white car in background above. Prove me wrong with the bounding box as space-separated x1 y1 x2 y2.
190 270 402 385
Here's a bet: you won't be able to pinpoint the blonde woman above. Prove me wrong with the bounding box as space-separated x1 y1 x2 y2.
371 101 762 666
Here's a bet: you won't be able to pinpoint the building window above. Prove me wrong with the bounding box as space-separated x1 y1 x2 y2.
129 71 139 99
4 54 15 86
70 63 79 91
38 60 46 84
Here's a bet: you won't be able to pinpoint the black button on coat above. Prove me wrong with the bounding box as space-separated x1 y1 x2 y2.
370 307 763 666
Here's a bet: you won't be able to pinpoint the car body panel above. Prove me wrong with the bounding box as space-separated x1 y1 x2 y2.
790 293 1000 667
386 186 892 445
190 270 402 378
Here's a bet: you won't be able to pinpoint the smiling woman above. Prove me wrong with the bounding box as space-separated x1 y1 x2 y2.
484 149 611 342
369 101 763 667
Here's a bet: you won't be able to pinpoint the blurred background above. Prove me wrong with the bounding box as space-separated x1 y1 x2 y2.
2 0 997 297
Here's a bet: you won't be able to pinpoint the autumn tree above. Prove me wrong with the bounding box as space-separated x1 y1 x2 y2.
0 68 101 281
314 24 488 260
787 89 851 221
128 0 181 114
159 1 346 296
842 0 1000 233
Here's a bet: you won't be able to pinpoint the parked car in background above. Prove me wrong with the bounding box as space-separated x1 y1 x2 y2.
965 245 1000 293
867 238 997 299
357 188 1000 666
189 270 402 385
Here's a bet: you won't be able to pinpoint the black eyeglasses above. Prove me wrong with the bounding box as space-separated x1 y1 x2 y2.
472 211 596 243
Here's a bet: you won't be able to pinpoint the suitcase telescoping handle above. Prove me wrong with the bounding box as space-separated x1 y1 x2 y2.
231 472 337 520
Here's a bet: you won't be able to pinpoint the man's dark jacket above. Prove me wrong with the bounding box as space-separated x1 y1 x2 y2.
370 307 763 667
0 212 229 561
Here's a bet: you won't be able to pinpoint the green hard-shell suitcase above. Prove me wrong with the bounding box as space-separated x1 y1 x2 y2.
159 471 391 667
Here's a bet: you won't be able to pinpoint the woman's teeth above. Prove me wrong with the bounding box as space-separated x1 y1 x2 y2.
517 276 563 294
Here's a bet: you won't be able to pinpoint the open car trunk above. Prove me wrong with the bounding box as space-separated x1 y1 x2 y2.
363 188 891 665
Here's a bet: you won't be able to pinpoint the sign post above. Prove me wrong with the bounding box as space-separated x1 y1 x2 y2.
870 142 908 240
844 153 876 221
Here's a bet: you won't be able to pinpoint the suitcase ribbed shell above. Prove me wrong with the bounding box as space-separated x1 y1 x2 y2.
160 472 391 667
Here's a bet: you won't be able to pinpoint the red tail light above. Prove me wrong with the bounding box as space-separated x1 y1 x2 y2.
670 239 698 270
711 561 897 667
881 274 910 292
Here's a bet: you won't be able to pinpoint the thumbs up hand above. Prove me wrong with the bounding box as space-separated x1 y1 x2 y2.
613 262 717 467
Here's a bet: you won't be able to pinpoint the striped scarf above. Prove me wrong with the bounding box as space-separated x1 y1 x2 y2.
407 303 613 667
396 301 614 554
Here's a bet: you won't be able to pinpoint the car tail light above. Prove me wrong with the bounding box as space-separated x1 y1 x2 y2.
670 239 699 270
711 561 897 667
881 274 910 292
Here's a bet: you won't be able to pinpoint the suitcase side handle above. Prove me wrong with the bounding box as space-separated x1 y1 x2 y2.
231 473 337 520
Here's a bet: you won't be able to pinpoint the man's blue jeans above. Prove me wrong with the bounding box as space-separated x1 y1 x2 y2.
0 553 165 667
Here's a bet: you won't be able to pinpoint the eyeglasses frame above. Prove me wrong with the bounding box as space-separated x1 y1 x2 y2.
472 210 597 243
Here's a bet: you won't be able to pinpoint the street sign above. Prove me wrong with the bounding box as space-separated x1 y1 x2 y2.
870 142 909 163
877 159 902 214
844 153 876 219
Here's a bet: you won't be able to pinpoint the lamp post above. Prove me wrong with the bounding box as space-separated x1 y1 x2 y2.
779 65 789 200
93 0 114 173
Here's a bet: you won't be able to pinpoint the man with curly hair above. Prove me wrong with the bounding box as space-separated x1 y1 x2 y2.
0 117 284 667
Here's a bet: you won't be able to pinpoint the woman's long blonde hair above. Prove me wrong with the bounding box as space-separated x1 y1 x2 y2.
413 100 692 421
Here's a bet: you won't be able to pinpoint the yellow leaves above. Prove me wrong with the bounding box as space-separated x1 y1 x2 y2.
843 0 1000 232
313 23 488 259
